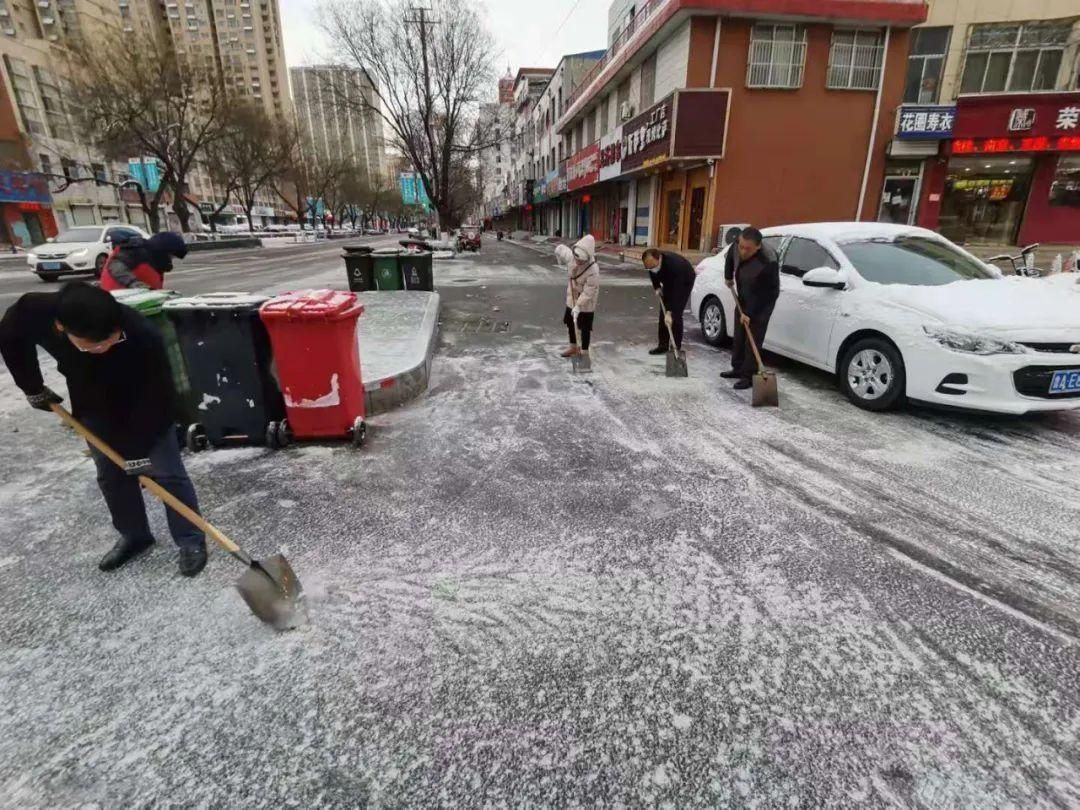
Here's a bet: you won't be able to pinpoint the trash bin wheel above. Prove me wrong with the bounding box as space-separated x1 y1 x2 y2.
266 421 280 449
185 423 208 453
350 417 367 448
276 419 292 449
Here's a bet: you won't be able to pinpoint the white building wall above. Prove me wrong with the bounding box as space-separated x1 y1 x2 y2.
655 19 691 101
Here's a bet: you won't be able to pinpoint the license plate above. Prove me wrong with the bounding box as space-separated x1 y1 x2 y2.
1049 369 1080 394
39 262 61 270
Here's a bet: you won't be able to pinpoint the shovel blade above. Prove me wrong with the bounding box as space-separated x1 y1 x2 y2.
236 553 305 631
572 353 591 373
665 349 688 378
752 372 779 408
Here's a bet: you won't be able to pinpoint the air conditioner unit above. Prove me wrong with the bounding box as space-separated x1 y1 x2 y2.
717 223 750 250
619 101 634 121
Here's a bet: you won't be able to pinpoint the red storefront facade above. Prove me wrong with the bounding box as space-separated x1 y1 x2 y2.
915 93 1080 246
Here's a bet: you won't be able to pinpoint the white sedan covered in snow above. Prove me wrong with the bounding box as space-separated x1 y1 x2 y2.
690 223 1080 415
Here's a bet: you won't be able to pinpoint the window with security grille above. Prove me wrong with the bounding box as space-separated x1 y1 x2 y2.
960 22 1071 94
746 24 807 89
828 30 885 90
904 26 951 103
3 56 46 135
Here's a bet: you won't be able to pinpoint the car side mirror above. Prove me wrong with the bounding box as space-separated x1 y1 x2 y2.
802 266 846 290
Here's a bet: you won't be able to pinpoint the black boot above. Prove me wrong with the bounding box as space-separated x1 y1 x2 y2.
733 378 753 390
720 369 741 379
648 346 668 356
99 536 154 571
178 545 208 578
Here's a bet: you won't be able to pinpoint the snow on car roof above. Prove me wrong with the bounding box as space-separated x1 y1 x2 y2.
762 222 941 245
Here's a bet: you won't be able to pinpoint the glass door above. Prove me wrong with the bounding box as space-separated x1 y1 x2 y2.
878 177 918 224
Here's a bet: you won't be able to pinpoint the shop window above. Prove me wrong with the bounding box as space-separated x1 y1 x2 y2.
939 156 1033 245
828 30 884 90
960 22 1069 94
781 238 838 278
747 24 807 89
903 26 950 103
665 190 681 243
1049 156 1080 207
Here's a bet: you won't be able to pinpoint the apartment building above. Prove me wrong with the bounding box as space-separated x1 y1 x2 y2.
165 0 290 122
529 50 606 235
0 0 167 242
886 1 1080 246
290 65 387 188
505 66 554 226
551 0 928 253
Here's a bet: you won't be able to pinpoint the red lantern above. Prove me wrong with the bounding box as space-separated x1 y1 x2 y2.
582 194 592 204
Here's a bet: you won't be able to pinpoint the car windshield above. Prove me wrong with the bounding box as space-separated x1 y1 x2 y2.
51 227 102 244
843 236 995 286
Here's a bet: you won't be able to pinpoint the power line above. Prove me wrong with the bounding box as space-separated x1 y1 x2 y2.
537 0 585 64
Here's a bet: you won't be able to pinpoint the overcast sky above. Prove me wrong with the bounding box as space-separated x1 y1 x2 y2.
279 0 611 98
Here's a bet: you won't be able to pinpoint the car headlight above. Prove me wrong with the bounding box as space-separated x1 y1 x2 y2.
68 248 88 258
923 326 1029 355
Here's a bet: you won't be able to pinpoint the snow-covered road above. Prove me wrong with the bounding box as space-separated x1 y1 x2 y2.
0 241 1077 806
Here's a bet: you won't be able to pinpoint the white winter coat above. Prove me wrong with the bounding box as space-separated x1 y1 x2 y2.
564 235 600 312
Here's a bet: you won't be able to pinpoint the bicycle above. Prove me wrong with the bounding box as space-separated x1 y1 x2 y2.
986 243 1046 277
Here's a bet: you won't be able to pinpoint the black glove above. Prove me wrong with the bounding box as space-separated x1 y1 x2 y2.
27 386 63 412
123 458 153 477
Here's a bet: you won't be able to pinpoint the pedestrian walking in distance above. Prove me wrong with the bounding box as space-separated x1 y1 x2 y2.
722 227 780 390
642 247 697 355
559 235 600 360
0 282 209 577
99 231 188 291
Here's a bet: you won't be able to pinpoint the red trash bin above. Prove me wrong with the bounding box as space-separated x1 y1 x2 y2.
259 289 367 446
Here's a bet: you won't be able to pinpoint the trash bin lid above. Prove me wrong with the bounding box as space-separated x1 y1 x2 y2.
111 289 180 315
259 289 364 321
372 248 403 255
162 292 270 311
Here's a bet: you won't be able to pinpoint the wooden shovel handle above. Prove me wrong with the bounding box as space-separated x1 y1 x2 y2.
51 405 243 556
733 299 767 375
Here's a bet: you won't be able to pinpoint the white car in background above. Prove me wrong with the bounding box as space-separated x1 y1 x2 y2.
27 224 148 282
690 223 1080 415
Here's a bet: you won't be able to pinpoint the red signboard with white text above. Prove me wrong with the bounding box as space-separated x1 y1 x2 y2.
566 142 600 192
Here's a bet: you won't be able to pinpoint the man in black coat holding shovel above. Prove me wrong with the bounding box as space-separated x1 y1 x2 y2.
643 248 696 356
723 227 780 389
0 282 208 577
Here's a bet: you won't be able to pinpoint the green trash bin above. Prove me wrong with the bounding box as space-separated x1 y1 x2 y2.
372 249 404 291
343 247 375 292
111 289 196 427
400 251 434 291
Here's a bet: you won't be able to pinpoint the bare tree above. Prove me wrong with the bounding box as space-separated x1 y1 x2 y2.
65 31 228 232
319 0 499 227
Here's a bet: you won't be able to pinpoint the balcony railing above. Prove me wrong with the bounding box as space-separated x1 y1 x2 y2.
563 0 670 115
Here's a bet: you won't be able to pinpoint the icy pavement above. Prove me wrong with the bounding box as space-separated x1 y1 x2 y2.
1 244 1079 806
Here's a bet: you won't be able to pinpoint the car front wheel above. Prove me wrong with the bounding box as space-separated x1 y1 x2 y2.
94 253 108 277
699 297 729 347
839 338 906 411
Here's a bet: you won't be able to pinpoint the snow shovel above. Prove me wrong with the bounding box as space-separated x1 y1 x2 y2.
742 318 778 408
51 405 304 631
657 293 688 378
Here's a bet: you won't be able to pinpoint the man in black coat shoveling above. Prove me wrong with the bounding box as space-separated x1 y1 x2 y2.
0 282 208 576
723 227 780 390
643 247 696 356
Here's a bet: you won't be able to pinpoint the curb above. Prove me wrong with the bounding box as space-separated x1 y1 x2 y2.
363 292 441 416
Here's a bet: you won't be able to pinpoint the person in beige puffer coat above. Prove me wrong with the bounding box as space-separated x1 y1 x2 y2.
558 235 600 358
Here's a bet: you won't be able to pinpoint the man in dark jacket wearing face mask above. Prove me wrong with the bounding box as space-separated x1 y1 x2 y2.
722 227 780 389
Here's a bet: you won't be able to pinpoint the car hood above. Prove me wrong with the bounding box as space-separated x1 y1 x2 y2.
31 241 98 255
876 276 1080 339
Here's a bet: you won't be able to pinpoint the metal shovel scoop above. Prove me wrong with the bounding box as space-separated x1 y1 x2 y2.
744 325 779 408
52 405 304 630
569 312 591 373
658 297 688 378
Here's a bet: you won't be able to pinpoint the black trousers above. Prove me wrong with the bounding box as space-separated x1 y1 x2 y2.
564 307 594 350
657 309 685 350
731 305 774 378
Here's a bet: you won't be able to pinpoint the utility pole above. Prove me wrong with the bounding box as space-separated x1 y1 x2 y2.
403 5 441 232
